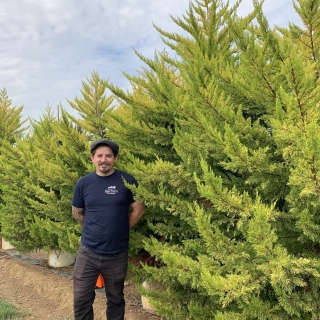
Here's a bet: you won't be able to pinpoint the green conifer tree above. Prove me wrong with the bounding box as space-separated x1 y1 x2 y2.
0 107 89 254
66 70 114 140
0 73 118 255
24 108 90 254
0 88 28 248
106 0 320 318
0 88 27 143
0 138 39 251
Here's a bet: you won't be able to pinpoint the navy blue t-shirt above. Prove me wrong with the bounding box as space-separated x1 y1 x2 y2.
72 169 137 254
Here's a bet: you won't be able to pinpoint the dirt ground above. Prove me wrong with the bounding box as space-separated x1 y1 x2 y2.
0 248 163 320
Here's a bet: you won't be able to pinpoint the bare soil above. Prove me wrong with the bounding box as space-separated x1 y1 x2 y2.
0 249 163 320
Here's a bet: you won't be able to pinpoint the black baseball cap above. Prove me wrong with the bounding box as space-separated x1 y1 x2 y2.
90 138 119 155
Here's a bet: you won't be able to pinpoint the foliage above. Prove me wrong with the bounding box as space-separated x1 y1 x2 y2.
107 0 320 318
0 88 28 144
66 70 114 140
0 73 116 255
23 108 89 254
0 298 24 319
2 1 320 319
0 88 28 246
0 108 85 253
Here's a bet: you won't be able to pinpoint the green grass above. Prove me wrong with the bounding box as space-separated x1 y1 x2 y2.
0 298 24 320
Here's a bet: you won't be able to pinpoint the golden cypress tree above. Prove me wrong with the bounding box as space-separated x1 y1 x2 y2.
107 0 320 318
0 88 27 143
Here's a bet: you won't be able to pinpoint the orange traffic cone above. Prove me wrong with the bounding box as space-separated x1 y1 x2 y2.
95 274 105 289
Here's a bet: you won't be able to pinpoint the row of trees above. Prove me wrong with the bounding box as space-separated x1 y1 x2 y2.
1 0 320 318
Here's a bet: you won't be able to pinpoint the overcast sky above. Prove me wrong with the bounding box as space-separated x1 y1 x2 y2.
0 0 300 122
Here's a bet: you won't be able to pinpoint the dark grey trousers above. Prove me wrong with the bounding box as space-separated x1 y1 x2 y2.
73 243 128 320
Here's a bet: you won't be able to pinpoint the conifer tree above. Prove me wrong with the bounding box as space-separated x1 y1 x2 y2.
24 108 90 254
106 0 320 318
0 88 27 144
0 138 39 251
105 52 194 257
66 70 114 140
0 73 117 255
0 107 89 254
0 88 28 248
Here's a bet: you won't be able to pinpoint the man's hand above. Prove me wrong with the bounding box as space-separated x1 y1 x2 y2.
72 206 85 226
129 202 145 229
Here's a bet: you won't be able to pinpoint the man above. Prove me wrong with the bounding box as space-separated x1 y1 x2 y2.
72 138 145 320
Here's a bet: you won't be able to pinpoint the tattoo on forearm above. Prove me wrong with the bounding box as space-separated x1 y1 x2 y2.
72 206 85 225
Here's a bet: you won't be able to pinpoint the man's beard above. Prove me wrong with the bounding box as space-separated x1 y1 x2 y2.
98 163 113 174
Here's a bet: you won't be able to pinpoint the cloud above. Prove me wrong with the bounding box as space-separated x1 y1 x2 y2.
0 0 301 121
233 0 301 27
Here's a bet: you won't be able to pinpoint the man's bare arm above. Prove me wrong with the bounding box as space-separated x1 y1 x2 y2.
72 206 85 226
129 201 145 229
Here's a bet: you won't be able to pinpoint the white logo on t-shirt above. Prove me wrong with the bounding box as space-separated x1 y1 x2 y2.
105 186 118 194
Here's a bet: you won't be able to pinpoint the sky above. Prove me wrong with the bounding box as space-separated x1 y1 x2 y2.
0 0 300 122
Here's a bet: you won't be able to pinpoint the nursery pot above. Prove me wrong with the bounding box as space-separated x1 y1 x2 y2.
48 249 75 268
1 239 14 250
141 280 166 315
